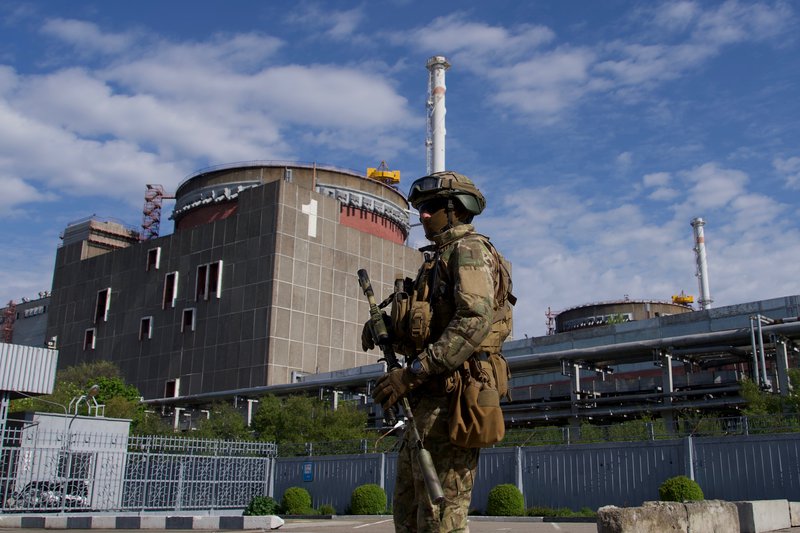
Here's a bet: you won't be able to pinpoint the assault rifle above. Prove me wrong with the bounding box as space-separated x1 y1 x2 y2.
357 269 444 504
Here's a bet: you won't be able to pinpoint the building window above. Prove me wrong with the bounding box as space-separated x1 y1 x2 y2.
139 316 153 340
94 288 111 323
165 378 180 398
181 308 196 332
163 271 178 309
84 328 96 350
195 260 222 301
146 247 161 271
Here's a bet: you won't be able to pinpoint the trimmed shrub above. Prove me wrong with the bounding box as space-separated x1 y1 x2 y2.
318 503 336 515
243 495 278 516
350 484 387 515
486 484 525 516
658 475 704 502
281 486 314 515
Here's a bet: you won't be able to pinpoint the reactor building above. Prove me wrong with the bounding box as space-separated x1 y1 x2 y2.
45 162 421 401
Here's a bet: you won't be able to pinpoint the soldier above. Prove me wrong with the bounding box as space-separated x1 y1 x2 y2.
364 171 514 532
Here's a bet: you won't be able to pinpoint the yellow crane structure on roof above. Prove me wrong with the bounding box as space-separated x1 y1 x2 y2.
366 161 400 185
672 291 695 306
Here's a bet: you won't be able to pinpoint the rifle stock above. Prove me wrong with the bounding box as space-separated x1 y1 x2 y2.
357 269 445 504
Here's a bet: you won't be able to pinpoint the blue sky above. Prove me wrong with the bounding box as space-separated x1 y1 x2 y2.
1 0 798 338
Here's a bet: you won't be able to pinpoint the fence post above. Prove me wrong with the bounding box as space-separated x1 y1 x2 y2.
267 457 275 499
684 436 695 481
515 447 524 505
379 453 386 492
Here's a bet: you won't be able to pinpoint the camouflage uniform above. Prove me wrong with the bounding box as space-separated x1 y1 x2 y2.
369 171 512 533
393 224 502 533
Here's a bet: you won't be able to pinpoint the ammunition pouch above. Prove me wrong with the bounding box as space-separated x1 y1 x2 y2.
448 352 509 448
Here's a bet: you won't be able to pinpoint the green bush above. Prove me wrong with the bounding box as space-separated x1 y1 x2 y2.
317 503 336 515
486 484 525 516
281 486 314 515
350 484 387 515
658 475 704 502
243 495 278 516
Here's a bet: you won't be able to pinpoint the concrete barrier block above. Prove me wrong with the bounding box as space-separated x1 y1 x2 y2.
735 500 790 533
597 502 688 533
43 516 68 529
90 516 117 529
192 516 221 529
685 500 739 533
790 501 800 527
243 515 285 530
139 515 166 529
0 516 22 528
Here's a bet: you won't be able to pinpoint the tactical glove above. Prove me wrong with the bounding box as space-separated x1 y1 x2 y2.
372 368 425 410
361 312 392 352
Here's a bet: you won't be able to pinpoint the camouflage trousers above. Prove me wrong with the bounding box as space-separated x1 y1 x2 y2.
392 393 480 533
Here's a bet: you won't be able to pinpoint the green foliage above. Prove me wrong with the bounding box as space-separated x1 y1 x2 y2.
317 503 336 515
193 402 252 441
350 484 387 515
243 496 278 516
252 394 368 445
281 487 313 515
741 372 800 418
486 484 525 516
9 361 150 431
527 506 596 517
658 475 704 502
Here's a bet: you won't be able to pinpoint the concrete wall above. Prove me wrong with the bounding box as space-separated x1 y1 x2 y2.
46 178 420 400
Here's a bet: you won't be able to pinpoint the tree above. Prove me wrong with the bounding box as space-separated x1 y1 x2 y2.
251 394 368 444
9 360 159 434
193 402 252 440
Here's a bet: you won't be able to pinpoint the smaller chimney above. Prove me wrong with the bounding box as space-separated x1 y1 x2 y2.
691 217 713 310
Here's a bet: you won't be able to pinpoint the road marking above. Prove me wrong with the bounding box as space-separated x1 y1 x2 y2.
354 518 393 528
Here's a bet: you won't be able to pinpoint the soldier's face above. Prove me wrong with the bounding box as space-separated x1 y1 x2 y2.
419 199 449 239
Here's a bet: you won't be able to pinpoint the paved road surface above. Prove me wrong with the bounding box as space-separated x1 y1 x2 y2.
4 520 800 532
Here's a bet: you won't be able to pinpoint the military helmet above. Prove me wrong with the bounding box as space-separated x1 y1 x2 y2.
407 171 486 216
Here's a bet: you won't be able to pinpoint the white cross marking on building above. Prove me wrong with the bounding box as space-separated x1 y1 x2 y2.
301 199 318 238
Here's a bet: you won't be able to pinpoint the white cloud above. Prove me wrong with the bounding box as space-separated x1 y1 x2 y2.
681 162 748 210
401 2 794 122
284 4 365 41
616 151 633 172
0 25 418 214
774 156 800 189
475 157 800 337
401 13 555 68
653 1 701 31
40 18 137 55
0 175 52 215
643 172 672 187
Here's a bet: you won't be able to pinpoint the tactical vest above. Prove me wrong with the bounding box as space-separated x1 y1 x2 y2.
392 232 515 359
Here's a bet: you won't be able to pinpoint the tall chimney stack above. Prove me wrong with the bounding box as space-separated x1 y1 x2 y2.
426 56 450 175
691 217 713 310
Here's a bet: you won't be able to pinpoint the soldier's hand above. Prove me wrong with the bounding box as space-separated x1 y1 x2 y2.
361 321 375 351
372 368 424 410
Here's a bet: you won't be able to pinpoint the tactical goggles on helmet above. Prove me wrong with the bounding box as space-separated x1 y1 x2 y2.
408 171 486 216
408 175 454 201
